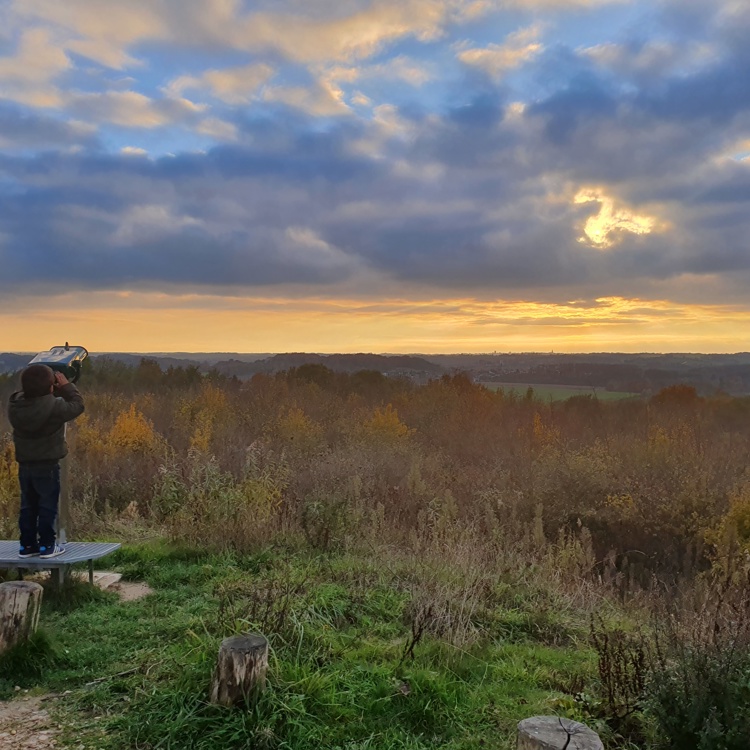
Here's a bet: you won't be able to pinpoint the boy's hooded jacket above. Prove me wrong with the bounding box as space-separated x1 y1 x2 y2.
8 384 84 464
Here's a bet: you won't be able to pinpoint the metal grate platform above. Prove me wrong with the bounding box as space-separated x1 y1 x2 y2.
0 541 121 568
0 540 121 576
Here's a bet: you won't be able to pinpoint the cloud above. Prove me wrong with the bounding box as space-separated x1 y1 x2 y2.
327 56 433 91
168 63 275 104
112 204 203 245
457 25 544 79
0 105 97 150
0 98 729 304
583 40 716 80
280 227 361 275
196 117 238 141
220 0 496 64
299 55 433 118
507 0 624 7
0 28 70 107
67 91 206 128
10 0 493 70
377 56 433 86
10 0 166 69
346 104 418 157
262 84 351 117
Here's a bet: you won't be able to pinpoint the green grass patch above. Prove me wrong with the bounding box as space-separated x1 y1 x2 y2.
11 542 604 750
0 629 62 693
481 383 638 401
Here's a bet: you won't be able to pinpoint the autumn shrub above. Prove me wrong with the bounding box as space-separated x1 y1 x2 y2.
648 645 750 749
0 436 18 539
524 413 736 576
646 570 750 749
582 564 750 748
706 481 750 571
300 487 353 551
359 403 414 445
70 402 168 521
164 444 288 552
108 403 162 453
176 382 234 456
271 406 326 455
213 561 309 641
292 442 408 551
588 616 650 743
400 554 491 652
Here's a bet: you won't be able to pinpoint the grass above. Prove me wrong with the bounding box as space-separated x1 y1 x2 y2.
0 542 604 750
480 383 639 401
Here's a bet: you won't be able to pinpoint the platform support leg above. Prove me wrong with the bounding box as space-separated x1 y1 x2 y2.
89 559 94 586
55 566 67 588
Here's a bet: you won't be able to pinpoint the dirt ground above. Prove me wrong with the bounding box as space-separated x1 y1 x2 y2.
71 571 153 602
0 695 59 750
0 573 152 749
110 580 152 602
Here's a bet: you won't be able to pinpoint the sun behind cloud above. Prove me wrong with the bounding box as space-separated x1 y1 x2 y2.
574 190 661 248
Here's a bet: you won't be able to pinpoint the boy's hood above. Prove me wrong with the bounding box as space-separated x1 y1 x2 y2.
8 391 57 432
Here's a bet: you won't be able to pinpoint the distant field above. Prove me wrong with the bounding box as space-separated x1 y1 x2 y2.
480 382 639 401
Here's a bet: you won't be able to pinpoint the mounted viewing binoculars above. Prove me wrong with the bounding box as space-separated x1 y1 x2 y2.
28 343 88 384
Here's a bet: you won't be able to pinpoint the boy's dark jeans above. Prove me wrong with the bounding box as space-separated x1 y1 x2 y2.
18 463 60 550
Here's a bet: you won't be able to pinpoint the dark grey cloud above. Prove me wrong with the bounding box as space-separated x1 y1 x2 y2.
529 72 618 146
0 104 99 151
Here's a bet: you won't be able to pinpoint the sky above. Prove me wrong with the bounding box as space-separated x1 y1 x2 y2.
1 0 749 354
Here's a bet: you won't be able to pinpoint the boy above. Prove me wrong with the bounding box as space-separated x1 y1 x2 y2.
7 364 85 558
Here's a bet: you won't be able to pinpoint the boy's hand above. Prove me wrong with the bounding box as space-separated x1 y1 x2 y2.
53 372 70 388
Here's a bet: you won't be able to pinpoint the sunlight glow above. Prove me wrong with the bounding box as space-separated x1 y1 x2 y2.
575 190 657 248
2 293 749 354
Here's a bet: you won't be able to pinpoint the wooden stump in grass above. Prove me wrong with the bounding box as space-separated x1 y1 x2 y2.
0 581 44 654
517 717 603 750
210 634 269 707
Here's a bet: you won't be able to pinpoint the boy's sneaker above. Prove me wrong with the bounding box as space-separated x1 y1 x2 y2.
39 544 66 559
18 546 39 558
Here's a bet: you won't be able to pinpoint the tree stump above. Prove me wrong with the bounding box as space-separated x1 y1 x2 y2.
209 634 269 707
517 717 604 750
0 581 44 654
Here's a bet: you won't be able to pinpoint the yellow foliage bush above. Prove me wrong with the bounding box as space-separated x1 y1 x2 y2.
361 404 414 444
533 412 560 448
190 410 214 454
108 404 161 454
200 383 229 413
178 384 231 454
708 483 750 560
0 437 18 538
647 425 672 456
603 493 637 520
237 473 284 524
274 407 324 451
75 414 104 455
